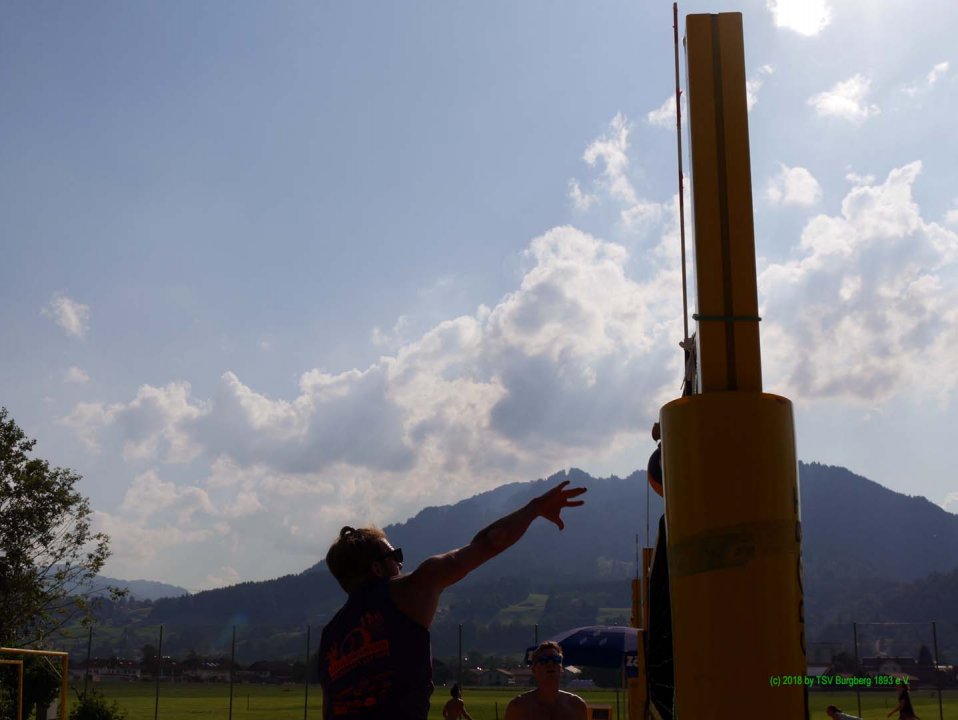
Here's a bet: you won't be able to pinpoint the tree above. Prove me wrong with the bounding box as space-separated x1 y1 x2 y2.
0 407 114 646
69 687 127 720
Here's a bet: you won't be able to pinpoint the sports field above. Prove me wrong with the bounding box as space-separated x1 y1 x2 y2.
82 682 958 720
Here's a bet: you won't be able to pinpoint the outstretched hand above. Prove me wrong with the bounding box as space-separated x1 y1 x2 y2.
535 480 587 530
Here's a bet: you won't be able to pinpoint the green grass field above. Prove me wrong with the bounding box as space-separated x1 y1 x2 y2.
79 682 958 720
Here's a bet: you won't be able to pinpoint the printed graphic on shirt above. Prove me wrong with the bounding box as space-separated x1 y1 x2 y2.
325 611 393 715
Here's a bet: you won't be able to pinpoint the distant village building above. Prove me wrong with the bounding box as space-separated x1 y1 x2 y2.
860 657 958 687
76 658 141 682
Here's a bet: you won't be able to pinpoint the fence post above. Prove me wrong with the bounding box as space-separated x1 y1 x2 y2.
932 621 943 720
229 626 236 720
83 626 93 696
852 622 861 719
304 625 311 720
154 625 163 720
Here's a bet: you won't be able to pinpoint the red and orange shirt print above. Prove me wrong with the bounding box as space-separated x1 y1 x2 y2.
323 610 393 715
319 581 433 720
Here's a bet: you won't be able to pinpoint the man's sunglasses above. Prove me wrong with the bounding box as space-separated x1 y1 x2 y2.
377 547 403 564
534 655 563 666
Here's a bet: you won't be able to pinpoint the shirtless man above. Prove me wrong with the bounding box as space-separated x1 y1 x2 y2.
505 642 588 720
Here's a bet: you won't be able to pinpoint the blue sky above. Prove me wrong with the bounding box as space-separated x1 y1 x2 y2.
2 0 956 591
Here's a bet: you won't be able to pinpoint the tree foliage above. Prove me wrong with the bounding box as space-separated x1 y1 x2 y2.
69 687 127 720
0 407 113 646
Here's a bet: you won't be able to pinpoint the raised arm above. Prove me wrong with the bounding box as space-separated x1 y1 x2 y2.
391 480 586 627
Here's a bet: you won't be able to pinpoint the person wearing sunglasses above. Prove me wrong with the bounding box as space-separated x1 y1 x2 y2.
318 480 587 720
504 642 587 720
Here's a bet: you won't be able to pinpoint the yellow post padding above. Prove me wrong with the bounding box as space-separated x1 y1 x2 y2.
660 392 807 719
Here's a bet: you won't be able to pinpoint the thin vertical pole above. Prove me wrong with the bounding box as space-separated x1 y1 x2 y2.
534 624 538 646
932 622 944 720
457 624 463 687
84 626 93 696
495 701 499 720
673 1 690 345
229 625 236 720
304 625 311 720
60 655 68 720
154 625 163 720
852 623 861 719
17 661 23 720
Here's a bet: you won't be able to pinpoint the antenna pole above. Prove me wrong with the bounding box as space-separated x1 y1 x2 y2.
673 2 690 344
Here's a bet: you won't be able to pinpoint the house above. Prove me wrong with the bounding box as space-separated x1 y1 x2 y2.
860 657 958 688
82 658 141 682
478 668 515 686
245 660 293 683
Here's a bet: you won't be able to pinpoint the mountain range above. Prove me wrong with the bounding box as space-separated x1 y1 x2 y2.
78 462 958 663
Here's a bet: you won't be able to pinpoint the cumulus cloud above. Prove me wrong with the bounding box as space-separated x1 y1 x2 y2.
647 94 681 129
944 492 958 513
77 121 958 590
767 0 831 36
746 65 775 111
903 61 950 96
760 161 958 402
568 179 598 212
575 113 666 231
74 209 688 588
64 366 90 384
808 74 880 123
946 199 958 226
64 382 205 460
42 294 90 339
765 164 822 206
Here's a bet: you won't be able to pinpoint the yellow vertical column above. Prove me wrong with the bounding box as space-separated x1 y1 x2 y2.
658 12 808 719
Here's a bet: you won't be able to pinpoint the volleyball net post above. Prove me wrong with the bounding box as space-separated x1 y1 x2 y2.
0 647 69 720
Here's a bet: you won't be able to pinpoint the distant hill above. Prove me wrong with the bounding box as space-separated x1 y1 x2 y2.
75 462 958 661
93 574 190 602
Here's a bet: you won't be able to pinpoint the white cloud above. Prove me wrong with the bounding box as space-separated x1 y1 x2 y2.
904 61 950 96
760 161 958 402
767 0 831 36
746 65 775 111
647 94 679 129
765 164 822 207
372 315 410 348
946 200 958 227
583 113 637 207
119 469 215 523
808 74 880 123
71 214 688 581
64 366 90 384
76 128 958 590
568 179 598 212
42 294 90 339
943 492 958 512
579 113 667 232
64 382 205 460
199 567 241 592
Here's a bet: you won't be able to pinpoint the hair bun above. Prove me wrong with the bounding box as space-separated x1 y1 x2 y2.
339 526 356 538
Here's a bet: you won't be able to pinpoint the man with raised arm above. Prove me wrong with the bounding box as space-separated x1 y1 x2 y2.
318 480 587 720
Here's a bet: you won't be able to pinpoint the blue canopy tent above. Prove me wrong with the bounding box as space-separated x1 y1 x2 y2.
525 625 639 669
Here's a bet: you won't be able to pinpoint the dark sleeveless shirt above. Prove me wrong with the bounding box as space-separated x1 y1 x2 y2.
318 580 433 719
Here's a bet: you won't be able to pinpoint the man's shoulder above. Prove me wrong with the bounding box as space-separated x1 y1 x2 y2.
506 690 537 707
559 690 587 705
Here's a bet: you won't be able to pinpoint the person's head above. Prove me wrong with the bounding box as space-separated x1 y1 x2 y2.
450 683 461 699
325 526 404 593
825 707 840 718
531 641 564 687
